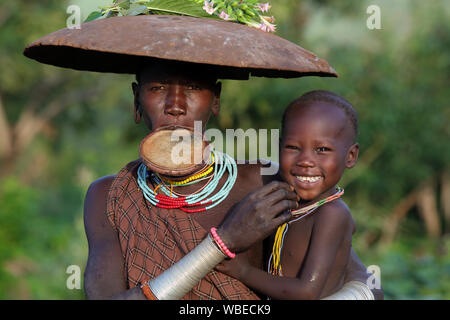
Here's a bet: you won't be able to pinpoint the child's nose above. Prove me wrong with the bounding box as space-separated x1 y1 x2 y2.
296 151 315 167
164 85 186 116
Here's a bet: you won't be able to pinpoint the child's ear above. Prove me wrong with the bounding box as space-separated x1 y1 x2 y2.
345 143 359 168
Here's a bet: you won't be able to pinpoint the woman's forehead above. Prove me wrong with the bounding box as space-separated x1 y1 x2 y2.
137 61 218 84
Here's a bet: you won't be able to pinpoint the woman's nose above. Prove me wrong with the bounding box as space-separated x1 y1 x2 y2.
164 85 186 116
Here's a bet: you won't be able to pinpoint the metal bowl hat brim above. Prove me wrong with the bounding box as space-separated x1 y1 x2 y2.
23 15 337 80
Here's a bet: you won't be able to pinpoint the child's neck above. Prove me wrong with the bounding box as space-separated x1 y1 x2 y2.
298 185 339 206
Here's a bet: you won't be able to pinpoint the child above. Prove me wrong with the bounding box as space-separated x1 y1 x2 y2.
216 90 360 299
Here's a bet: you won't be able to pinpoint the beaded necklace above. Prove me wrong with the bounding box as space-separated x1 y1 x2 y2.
156 172 216 198
268 187 344 276
137 150 237 213
152 153 216 197
160 153 216 186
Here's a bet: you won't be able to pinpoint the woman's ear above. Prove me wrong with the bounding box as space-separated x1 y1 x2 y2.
132 82 142 123
211 81 222 116
345 142 360 169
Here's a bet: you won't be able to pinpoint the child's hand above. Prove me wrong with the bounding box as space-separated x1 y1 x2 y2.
215 251 252 281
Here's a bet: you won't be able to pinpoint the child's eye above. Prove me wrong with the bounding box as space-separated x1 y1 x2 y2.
316 147 331 152
284 145 299 150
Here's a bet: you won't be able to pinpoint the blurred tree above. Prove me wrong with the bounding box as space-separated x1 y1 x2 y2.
0 0 134 299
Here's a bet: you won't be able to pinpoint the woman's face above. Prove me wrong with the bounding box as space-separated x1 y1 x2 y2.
132 63 221 132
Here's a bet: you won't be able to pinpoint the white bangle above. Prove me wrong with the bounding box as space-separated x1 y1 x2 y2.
321 281 375 300
147 233 226 300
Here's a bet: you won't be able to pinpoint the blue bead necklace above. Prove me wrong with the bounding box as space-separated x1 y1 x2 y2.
137 150 237 213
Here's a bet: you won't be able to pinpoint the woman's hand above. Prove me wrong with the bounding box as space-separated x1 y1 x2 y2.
217 181 298 253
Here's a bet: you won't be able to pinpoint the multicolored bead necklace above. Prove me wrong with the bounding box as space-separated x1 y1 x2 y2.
137 150 237 213
161 153 216 187
268 187 344 276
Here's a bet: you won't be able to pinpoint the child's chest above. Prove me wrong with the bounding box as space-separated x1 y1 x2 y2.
277 215 315 278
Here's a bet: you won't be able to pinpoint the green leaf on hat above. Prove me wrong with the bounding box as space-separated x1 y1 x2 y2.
84 11 103 23
118 0 131 9
143 0 212 18
128 4 149 16
85 0 276 33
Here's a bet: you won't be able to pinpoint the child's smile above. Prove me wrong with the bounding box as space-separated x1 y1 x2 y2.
288 161 331 201
294 175 323 187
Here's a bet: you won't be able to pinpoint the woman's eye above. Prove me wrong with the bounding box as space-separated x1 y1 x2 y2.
150 85 165 91
187 84 201 90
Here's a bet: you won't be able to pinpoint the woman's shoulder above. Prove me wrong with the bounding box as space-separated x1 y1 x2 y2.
86 175 116 198
87 159 142 197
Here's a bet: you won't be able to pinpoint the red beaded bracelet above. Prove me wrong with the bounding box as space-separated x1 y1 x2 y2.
210 227 236 259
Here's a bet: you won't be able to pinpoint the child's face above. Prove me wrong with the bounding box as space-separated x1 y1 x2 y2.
280 101 359 202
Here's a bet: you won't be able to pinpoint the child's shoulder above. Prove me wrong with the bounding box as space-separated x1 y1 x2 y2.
314 199 356 235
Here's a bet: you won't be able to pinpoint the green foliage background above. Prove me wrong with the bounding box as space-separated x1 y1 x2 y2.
0 0 449 299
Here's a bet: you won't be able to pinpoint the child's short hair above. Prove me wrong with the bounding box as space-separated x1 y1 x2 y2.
282 90 359 140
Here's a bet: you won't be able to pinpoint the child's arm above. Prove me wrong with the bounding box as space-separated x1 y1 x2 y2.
216 202 354 300
282 202 354 299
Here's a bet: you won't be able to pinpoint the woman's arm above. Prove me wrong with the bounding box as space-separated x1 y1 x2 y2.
84 180 298 299
84 176 146 299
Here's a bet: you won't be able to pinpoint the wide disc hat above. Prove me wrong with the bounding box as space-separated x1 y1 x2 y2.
24 15 337 79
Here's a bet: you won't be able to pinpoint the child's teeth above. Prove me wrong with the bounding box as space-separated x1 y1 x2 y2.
296 176 321 182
